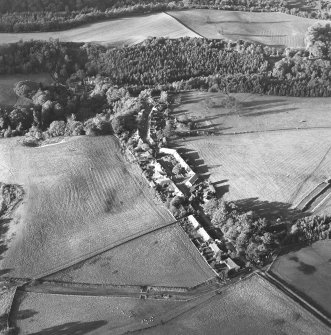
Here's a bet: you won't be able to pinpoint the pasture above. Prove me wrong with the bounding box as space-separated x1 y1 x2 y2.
0 136 173 279
0 13 199 46
142 274 330 335
174 91 331 215
168 9 325 48
0 73 53 106
13 291 183 335
270 241 331 317
179 130 331 215
46 223 215 287
174 91 331 135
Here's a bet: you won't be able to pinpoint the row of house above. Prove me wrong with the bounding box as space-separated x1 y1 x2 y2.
188 215 240 272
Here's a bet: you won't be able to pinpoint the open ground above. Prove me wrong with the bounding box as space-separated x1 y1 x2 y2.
168 9 326 48
46 223 216 288
0 136 174 279
0 12 199 46
270 241 331 317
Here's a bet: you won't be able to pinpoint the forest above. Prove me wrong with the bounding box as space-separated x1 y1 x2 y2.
0 0 329 32
0 37 330 98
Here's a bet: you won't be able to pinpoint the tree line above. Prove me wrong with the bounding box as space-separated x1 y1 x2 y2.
0 0 329 33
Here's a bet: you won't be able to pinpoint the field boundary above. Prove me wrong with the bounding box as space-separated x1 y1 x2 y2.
164 11 204 38
20 221 177 281
261 271 331 326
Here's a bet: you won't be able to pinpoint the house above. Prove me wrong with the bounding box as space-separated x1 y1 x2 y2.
209 242 221 255
224 258 240 271
185 174 199 188
188 215 200 229
197 227 212 242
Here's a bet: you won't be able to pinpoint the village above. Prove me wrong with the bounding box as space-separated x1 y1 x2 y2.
116 99 245 280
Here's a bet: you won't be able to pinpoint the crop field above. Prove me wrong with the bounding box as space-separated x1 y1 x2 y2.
174 91 331 135
168 9 325 48
0 12 199 46
46 224 215 287
179 129 331 215
0 136 174 279
0 73 53 106
270 241 331 317
13 291 184 335
142 274 330 335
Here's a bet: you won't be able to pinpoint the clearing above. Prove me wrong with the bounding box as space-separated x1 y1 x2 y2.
270 241 331 317
0 136 173 279
0 73 53 106
12 291 184 335
141 274 330 335
46 223 216 287
0 12 199 46
168 9 326 48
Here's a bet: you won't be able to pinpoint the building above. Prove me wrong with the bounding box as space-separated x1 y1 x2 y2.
188 215 200 229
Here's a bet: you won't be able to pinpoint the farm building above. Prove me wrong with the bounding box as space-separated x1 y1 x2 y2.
185 174 199 188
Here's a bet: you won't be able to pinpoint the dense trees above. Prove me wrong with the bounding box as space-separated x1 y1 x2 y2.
203 199 331 264
305 22 331 58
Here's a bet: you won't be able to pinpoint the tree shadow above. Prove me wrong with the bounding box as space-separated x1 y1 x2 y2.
29 321 108 335
233 197 305 220
242 107 298 118
16 309 38 321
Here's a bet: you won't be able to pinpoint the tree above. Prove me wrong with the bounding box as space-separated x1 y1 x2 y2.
14 80 39 98
47 120 66 137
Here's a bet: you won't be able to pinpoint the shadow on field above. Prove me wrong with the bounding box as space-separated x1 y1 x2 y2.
206 20 291 25
29 321 108 335
289 255 317 275
243 107 297 118
175 146 211 179
234 197 305 220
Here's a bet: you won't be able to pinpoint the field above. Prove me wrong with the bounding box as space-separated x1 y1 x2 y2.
0 136 174 278
174 91 331 215
174 91 331 135
12 291 184 335
142 274 330 335
46 223 216 287
270 241 331 317
168 9 325 48
0 73 53 106
0 12 199 46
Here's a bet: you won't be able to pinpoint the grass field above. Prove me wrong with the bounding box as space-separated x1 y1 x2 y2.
141 274 330 335
0 73 53 106
168 10 325 48
0 136 174 279
13 291 184 335
46 223 215 287
270 241 331 317
174 91 331 215
174 91 331 135
0 12 199 46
